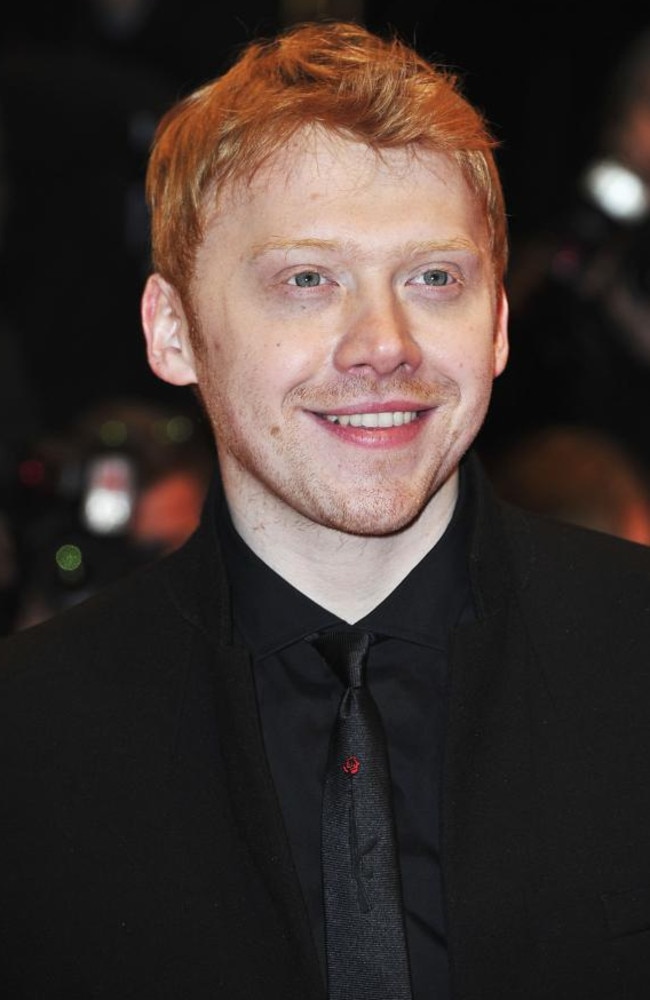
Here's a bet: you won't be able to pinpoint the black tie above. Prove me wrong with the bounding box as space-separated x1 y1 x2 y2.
308 628 413 1000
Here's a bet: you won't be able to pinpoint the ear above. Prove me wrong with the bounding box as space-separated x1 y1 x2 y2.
141 274 198 386
492 287 509 377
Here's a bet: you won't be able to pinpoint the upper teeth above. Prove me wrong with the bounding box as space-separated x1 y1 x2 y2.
324 411 418 428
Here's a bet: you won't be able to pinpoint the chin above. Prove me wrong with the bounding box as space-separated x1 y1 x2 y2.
304 488 434 538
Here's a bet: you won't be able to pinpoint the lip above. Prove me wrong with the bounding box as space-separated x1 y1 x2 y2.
310 404 434 448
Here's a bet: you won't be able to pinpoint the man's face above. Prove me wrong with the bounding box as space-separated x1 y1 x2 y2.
146 130 508 537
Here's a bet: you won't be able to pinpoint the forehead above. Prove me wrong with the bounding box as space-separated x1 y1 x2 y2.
205 128 479 232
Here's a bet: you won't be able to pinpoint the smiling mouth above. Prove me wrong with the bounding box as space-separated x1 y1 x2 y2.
322 410 422 428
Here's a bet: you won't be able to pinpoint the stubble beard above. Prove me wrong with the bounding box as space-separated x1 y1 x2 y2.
198 369 469 539
216 410 458 539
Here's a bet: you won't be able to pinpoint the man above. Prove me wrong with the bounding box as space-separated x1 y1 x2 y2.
2 20 650 1000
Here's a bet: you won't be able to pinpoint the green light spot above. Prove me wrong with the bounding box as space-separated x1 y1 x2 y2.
166 415 193 443
99 419 128 447
56 544 83 573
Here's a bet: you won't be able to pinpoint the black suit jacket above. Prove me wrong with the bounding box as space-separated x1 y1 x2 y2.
2 453 650 999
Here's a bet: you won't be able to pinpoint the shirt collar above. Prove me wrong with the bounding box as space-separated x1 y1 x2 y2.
216 463 474 658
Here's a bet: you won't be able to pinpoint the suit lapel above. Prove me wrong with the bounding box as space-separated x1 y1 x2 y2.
163 486 324 994
441 457 537 993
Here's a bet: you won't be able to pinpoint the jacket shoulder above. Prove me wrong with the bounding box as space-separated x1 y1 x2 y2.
496 502 650 688
501 500 650 596
0 533 216 696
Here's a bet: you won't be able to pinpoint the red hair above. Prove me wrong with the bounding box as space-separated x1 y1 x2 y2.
146 20 507 300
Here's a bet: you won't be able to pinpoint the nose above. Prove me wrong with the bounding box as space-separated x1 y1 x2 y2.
332 289 422 376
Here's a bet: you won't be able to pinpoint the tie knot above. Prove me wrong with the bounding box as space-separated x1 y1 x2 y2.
308 628 372 688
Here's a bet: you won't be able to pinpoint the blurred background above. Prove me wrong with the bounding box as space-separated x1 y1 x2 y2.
3 0 650 633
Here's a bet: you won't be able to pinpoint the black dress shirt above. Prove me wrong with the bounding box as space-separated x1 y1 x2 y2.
216 469 475 1000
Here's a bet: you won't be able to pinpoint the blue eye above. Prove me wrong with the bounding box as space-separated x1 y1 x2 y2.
421 269 451 286
291 271 323 287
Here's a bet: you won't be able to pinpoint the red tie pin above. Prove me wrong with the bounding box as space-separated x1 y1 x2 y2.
342 755 361 775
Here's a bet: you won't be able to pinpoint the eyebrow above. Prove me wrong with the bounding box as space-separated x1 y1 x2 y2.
249 236 481 261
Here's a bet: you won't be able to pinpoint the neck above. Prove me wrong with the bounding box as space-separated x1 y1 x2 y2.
225 473 459 623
